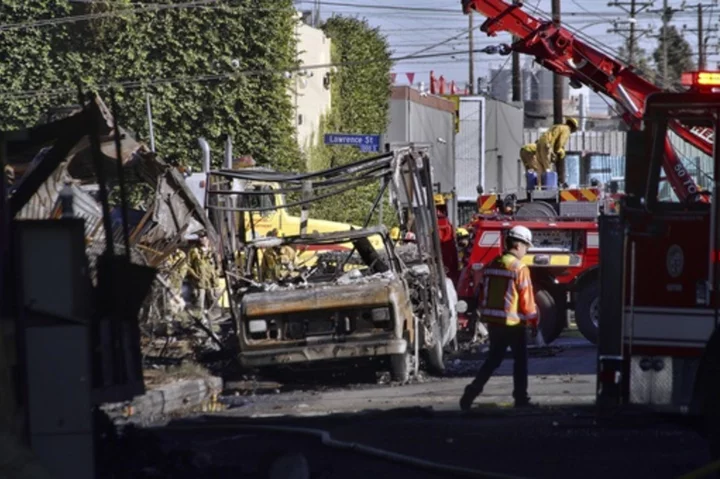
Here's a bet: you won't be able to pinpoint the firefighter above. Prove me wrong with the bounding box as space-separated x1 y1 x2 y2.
460 225 538 411
164 249 188 292
260 228 297 281
535 117 579 187
519 143 541 175
186 231 219 313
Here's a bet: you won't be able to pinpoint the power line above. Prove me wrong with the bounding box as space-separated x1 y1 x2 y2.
0 0 223 32
0 48 504 101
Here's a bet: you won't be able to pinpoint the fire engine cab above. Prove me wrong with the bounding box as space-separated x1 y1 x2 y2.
598 71 720 415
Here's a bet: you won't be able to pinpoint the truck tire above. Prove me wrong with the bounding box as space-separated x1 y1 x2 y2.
536 289 562 345
426 321 445 375
575 282 599 345
390 353 411 383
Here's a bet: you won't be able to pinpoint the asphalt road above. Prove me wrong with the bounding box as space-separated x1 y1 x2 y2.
106 337 714 479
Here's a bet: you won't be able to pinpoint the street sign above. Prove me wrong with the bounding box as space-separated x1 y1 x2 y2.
324 134 381 153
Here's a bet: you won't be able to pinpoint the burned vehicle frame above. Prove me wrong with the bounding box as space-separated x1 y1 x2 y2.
233 226 418 381
204 148 458 381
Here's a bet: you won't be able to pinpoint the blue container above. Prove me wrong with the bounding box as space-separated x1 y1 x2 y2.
542 170 558 190
525 171 538 191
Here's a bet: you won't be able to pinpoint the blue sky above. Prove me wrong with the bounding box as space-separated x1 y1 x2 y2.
295 0 719 90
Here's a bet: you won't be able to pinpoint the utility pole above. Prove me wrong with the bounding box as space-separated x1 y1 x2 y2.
683 3 719 71
663 0 669 88
552 0 563 124
607 1 654 64
512 0 521 102
699 4 704 69
469 12 475 94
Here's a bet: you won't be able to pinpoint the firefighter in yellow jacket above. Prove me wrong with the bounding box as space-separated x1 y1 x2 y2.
187 232 219 312
259 229 297 281
164 249 188 292
536 118 579 187
519 143 541 174
460 225 538 411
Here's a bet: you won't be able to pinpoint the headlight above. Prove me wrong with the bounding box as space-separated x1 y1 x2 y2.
248 319 268 333
456 300 468 314
371 308 391 321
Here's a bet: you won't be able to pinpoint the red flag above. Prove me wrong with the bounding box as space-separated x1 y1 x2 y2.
430 71 436 94
390 73 397 84
406 72 415 85
450 80 456 95
439 75 446 95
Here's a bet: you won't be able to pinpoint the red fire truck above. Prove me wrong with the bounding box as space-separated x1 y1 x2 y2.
596 71 719 414
456 184 602 346
459 0 714 351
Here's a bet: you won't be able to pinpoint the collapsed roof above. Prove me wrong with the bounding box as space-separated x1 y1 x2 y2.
4 94 217 266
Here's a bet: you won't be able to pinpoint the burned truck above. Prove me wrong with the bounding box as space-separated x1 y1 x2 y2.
234 227 420 381
204 148 460 381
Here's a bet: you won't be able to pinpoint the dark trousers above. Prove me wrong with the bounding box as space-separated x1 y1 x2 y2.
470 323 529 402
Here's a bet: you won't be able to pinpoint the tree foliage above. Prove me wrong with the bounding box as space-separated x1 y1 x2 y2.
653 25 695 87
617 38 656 84
0 0 302 173
305 16 394 225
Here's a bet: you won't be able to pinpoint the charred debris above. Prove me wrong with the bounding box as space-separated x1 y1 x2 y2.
203 147 460 381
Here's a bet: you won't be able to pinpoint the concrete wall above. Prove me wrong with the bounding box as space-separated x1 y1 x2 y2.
292 16 332 153
386 87 456 222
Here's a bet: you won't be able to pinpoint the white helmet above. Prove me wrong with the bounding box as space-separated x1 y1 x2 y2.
507 225 533 247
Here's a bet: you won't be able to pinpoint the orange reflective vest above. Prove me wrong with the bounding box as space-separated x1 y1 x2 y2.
479 253 538 327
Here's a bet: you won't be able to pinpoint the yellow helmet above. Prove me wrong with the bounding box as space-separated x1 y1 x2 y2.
456 227 469 237
566 118 579 130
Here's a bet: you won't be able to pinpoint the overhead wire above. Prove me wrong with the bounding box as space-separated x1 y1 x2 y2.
0 48 501 100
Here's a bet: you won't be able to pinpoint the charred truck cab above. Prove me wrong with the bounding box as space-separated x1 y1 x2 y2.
598 71 720 415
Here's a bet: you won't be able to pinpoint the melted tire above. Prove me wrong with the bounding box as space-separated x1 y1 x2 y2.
425 321 445 375
390 353 411 383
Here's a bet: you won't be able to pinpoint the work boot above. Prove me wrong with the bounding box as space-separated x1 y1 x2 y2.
460 385 481 412
514 397 538 409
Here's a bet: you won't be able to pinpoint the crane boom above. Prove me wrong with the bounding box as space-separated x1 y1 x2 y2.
461 0 714 201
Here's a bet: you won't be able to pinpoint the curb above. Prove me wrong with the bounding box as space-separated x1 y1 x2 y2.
102 376 223 424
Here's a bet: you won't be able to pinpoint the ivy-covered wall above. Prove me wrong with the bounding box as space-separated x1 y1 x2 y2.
307 17 394 225
0 0 302 172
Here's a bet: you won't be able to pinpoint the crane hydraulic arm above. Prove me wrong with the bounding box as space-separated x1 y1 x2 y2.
461 0 715 201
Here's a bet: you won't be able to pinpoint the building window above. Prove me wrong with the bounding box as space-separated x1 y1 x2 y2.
298 114 303 125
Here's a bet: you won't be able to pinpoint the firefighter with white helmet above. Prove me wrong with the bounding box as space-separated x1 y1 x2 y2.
535 117 579 187
460 225 538 411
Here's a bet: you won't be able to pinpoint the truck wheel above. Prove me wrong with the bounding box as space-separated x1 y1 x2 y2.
390 353 411 383
575 282 599 345
536 289 561 344
426 321 445 375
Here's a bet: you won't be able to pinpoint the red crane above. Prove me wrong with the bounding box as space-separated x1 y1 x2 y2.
461 0 714 202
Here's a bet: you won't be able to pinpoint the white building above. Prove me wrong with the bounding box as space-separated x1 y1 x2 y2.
290 12 332 153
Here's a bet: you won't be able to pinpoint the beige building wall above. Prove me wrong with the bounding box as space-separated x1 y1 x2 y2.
291 14 332 153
